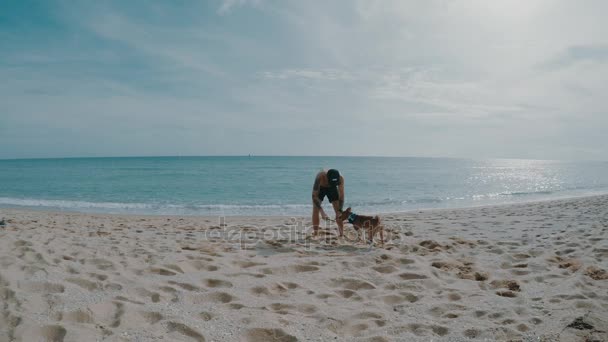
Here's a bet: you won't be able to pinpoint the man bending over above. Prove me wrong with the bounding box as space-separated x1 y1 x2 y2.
311 169 345 236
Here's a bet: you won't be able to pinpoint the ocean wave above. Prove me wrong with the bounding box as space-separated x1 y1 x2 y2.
505 191 554 196
347 197 445 207
0 197 313 215
471 190 555 200
0 197 153 210
1 188 606 216
401 197 444 204
0 196 441 214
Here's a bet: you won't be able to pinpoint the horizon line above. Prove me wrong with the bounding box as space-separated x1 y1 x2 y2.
0 154 603 163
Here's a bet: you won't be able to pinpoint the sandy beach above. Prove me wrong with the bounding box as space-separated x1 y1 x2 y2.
1 195 607 341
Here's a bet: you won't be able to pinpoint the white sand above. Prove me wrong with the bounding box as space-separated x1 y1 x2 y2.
1 195 607 341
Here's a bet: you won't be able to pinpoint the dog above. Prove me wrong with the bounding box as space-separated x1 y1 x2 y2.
338 207 384 247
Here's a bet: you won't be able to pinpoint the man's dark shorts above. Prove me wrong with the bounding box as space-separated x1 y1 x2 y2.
318 186 339 203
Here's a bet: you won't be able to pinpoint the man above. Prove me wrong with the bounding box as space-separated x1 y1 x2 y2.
311 169 345 236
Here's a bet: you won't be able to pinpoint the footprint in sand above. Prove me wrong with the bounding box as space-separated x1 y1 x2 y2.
372 265 398 274
272 282 299 292
203 279 233 288
205 291 235 303
268 303 317 315
184 259 217 271
419 240 448 251
139 311 163 324
351 312 384 320
166 322 205 342
261 264 319 275
135 288 161 303
110 302 124 328
87 258 115 271
233 260 266 268
62 309 93 323
343 323 369 336
447 292 462 301
399 258 416 265
315 293 335 300
334 289 363 301
88 273 108 281
329 278 376 290
250 286 272 297
289 264 319 272
66 278 100 291
115 296 144 305
474 310 487 318
251 281 299 298
148 267 178 276
426 304 467 318
405 323 449 337
21 282 65 294
163 264 184 274
34 325 67 342
167 281 200 291
463 328 481 338
88 301 124 328
242 328 297 342
398 272 428 280
381 294 404 305
382 292 420 305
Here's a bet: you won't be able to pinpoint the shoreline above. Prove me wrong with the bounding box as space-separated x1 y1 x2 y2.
2 192 608 220
1 194 607 341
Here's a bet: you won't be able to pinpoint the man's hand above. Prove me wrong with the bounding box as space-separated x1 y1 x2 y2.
320 209 329 220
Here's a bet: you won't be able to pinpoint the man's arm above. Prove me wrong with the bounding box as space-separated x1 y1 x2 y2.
312 174 322 209
338 176 345 211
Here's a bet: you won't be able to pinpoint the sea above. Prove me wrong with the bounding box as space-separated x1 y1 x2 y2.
1 156 607 216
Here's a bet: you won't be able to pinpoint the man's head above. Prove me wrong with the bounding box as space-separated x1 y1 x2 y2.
327 169 340 186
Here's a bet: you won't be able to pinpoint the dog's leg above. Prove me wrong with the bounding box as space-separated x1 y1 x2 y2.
373 216 383 247
352 224 362 243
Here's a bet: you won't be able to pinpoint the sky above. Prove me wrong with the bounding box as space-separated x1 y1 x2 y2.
1 0 607 160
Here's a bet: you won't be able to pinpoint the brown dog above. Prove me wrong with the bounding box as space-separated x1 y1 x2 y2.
338 207 384 247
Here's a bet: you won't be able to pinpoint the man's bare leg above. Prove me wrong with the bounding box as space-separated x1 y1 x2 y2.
312 205 320 236
331 201 344 237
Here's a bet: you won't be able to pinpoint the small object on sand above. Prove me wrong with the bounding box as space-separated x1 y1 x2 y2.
566 317 594 330
495 290 517 298
0 218 5 227
585 266 608 280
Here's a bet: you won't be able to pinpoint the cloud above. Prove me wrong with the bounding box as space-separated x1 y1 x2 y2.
260 68 356 81
1 1 607 160
217 0 261 15
542 45 608 70
258 66 525 121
